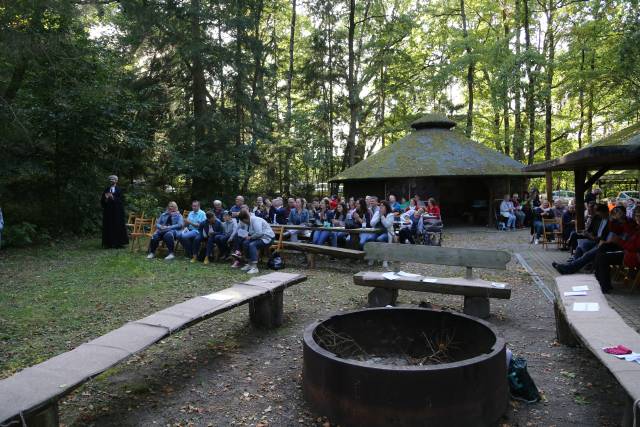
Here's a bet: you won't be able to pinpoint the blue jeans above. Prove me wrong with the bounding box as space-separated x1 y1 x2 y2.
330 231 346 247
501 212 516 229
213 234 229 257
242 238 270 262
359 232 378 248
376 233 389 242
149 230 176 254
180 229 200 257
575 239 596 259
533 221 558 239
313 230 331 245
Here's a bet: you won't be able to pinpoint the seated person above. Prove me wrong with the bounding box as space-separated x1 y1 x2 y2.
328 203 348 247
288 198 311 242
216 210 237 260
398 208 424 244
147 202 184 260
531 201 557 244
425 197 441 220
388 194 401 212
561 204 576 243
312 199 337 245
270 198 289 225
350 199 375 248
594 207 640 293
212 199 225 220
552 204 615 275
571 204 610 260
373 201 395 243
512 194 525 227
233 210 275 274
627 198 637 220
500 194 516 230
566 201 597 251
193 211 223 264
180 200 206 259
230 195 244 220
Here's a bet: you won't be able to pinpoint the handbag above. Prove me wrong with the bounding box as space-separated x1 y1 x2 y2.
267 251 285 270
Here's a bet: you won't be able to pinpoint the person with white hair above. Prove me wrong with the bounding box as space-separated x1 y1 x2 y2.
100 175 129 248
212 199 224 220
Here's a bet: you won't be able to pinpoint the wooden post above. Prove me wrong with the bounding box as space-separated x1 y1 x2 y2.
25 403 59 427
249 290 284 329
545 171 553 203
575 169 586 231
367 288 398 307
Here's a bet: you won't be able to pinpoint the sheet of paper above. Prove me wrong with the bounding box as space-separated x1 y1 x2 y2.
572 302 599 312
203 293 233 301
490 282 507 289
564 291 588 296
396 271 422 278
572 285 590 292
382 272 399 280
422 277 438 283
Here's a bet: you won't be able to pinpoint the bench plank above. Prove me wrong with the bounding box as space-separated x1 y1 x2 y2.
353 271 511 299
0 272 306 425
555 274 640 403
281 241 365 258
363 242 510 270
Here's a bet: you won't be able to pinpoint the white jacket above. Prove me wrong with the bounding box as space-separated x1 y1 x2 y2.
240 215 275 244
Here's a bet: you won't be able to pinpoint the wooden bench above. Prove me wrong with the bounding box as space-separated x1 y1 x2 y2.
0 272 306 427
280 241 365 268
353 242 512 318
554 274 640 426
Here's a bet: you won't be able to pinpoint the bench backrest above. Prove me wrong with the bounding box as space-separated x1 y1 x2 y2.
364 242 510 278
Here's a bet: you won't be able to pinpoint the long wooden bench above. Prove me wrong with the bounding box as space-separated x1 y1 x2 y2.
353 242 512 318
0 272 306 427
554 274 640 426
281 241 365 268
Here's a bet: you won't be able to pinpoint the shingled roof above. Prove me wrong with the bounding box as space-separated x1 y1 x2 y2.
329 113 538 182
523 121 640 172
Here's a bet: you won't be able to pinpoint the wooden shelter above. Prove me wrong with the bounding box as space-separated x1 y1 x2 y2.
523 122 640 229
329 113 540 224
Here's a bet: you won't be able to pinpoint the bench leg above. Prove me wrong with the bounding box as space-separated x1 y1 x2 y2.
622 395 639 427
463 296 490 318
306 253 316 268
554 300 578 346
249 290 284 329
25 402 59 427
368 288 398 307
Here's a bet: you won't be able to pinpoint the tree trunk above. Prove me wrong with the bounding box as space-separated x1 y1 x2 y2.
284 0 296 195
524 0 536 165
586 50 595 145
544 0 555 200
327 10 335 178
461 0 474 138
191 0 208 198
577 47 585 148
512 0 524 161
502 7 510 156
345 0 357 168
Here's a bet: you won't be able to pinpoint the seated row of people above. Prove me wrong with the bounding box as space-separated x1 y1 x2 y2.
552 205 640 293
145 194 443 264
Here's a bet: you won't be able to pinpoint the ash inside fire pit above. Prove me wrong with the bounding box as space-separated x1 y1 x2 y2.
314 323 460 366
303 308 508 427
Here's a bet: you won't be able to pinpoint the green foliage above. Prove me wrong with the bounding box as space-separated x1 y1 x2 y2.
2 222 42 247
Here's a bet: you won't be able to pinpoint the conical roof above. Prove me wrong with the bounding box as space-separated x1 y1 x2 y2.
330 113 538 181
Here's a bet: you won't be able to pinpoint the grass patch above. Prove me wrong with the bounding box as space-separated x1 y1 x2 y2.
0 239 247 378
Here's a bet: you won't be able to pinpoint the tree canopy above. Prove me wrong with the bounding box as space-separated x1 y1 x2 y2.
1 0 639 240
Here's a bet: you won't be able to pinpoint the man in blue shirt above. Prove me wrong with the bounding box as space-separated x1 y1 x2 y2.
180 200 206 259
230 195 244 221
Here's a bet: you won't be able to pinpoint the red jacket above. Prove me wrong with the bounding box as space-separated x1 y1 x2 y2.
621 229 640 268
426 205 441 219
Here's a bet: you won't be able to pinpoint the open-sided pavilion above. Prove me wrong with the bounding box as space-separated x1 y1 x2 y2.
523 122 640 229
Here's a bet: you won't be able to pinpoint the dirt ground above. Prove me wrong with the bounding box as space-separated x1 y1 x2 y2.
59 228 627 427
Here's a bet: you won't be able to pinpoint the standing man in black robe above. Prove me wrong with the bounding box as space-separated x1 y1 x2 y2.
101 175 129 248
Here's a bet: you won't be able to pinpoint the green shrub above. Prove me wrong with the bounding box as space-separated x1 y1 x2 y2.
3 222 44 247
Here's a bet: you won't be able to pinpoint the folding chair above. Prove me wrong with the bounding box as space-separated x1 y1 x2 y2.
541 217 561 250
130 217 154 252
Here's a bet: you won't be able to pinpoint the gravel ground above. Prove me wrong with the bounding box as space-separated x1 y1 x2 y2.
59 228 627 427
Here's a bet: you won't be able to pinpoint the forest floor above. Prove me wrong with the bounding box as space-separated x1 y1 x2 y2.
0 229 629 426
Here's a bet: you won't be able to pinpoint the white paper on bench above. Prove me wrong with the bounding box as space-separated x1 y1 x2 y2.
491 282 507 289
564 291 588 296
572 302 600 312
422 277 438 283
572 285 590 292
203 292 234 301
396 271 422 278
382 272 399 280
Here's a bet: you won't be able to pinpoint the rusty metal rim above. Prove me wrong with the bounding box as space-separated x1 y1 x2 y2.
304 307 505 372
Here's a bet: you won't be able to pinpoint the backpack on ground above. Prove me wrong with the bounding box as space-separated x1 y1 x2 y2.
508 356 541 403
267 251 285 270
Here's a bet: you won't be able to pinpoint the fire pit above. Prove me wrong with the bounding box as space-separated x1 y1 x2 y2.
303 308 507 427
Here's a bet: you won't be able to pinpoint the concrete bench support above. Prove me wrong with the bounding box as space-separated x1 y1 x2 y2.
249 289 284 329
463 296 490 319
367 288 398 307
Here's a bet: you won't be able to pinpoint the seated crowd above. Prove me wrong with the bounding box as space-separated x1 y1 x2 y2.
546 193 640 294
145 194 443 273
